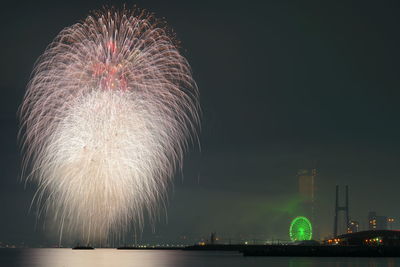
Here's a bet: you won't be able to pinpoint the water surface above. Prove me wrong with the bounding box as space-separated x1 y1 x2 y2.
0 248 398 267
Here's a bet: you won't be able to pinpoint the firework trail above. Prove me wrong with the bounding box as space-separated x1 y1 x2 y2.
20 8 199 243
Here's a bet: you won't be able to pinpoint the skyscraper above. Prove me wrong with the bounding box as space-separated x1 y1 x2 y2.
333 185 349 237
298 168 317 237
298 168 316 204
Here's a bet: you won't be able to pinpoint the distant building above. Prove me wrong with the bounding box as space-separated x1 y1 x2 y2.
325 230 400 246
333 185 350 237
298 169 316 203
388 218 395 230
209 232 217 245
298 168 317 238
347 220 359 233
368 212 388 230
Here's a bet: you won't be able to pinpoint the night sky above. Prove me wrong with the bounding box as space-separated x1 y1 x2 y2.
1 0 400 246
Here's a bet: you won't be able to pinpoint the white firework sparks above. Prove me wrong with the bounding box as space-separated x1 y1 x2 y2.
19 8 199 244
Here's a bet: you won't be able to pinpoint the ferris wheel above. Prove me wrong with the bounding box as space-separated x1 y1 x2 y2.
289 216 313 241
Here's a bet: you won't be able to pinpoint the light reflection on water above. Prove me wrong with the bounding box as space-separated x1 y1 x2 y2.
0 248 399 267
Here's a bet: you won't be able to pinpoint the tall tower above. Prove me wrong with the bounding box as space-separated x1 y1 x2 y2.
298 168 317 235
333 185 349 237
298 169 316 202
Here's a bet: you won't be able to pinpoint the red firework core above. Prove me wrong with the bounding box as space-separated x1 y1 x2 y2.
90 41 128 91
91 63 128 91
107 41 117 54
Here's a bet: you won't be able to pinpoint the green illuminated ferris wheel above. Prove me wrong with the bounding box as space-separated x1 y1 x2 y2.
289 216 312 241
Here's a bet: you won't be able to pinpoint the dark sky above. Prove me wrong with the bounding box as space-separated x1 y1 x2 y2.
1 0 400 246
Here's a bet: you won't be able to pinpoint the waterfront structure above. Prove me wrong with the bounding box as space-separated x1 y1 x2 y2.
347 220 359 234
368 212 388 230
326 230 400 246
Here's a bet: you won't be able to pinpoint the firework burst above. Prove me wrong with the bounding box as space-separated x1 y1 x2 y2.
20 8 199 244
